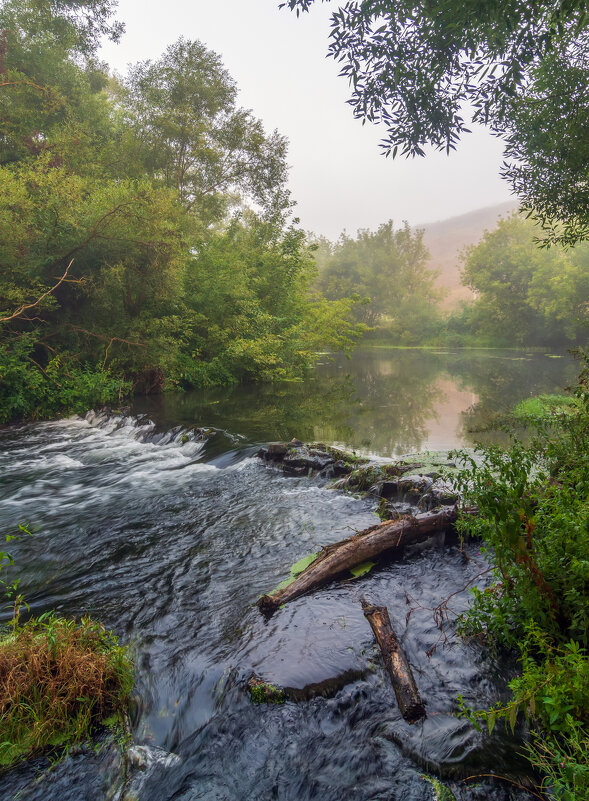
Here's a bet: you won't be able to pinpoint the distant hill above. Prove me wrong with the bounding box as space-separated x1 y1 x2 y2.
419 201 517 309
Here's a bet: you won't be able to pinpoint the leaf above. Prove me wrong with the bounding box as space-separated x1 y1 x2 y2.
290 552 319 576
349 561 376 578
487 710 496 734
508 704 518 731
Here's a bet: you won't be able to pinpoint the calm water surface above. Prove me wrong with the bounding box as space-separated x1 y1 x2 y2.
132 347 578 455
0 348 576 801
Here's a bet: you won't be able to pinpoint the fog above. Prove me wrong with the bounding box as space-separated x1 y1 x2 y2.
99 0 514 238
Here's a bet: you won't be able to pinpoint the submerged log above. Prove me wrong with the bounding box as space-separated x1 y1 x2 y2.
257 506 460 615
248 669 367 704
362 600 426 723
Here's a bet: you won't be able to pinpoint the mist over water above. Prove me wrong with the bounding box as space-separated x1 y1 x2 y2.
0 348 573 801
131 347 578 455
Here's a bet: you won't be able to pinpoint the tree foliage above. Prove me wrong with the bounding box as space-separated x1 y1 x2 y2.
0 1 363 423
281 0 589 245
119 39 291 222
460 214 589 345
314 221 442 340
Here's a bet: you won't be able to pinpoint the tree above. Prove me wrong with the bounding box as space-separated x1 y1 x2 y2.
500 51 589 247
317 221 441 340
461 214 589 345
281 0 589 245
120 39 291 223
0 2 365 421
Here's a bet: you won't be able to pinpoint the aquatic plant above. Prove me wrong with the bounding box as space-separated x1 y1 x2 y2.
248 680 285 704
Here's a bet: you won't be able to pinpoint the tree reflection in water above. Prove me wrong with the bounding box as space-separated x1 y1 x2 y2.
132 348 578 457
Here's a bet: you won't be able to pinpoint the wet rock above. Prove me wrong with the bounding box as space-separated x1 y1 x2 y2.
396 462 425 475
379 479 400 499
283 447 334 472
419 479 459 511
398 474 434 502
345 465 389 493
282 464 308 477
247 670 367 704
331 459 355 477
267 442 288 459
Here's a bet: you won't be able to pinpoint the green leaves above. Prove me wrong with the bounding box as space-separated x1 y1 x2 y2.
284 0 588 245
349 561 375 578
453 370 589 798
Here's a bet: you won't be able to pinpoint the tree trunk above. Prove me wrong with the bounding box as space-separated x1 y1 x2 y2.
257 506 460 615
362 600 426 723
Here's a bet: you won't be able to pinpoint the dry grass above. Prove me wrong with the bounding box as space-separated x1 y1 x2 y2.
0 614 133 768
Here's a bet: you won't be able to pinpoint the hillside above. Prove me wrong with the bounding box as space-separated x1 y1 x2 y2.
420 201 517 309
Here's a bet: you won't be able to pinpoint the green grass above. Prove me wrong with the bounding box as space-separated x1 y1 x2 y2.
511 393 579 422
0 613 133 769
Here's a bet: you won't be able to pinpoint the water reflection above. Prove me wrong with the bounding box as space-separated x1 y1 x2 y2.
133 348 578 457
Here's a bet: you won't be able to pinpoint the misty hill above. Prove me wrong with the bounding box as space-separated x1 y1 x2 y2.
420 201 516 309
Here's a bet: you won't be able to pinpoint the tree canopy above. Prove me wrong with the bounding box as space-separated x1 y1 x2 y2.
314 221 442 341
0 0 363 423
460 214 589 345
281 0 589 245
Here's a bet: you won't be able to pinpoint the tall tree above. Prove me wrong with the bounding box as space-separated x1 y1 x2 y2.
461 214 589 345
317 221 441 340
120 39 291 223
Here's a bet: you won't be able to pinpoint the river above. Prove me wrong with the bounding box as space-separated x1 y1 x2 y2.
0 348 577 801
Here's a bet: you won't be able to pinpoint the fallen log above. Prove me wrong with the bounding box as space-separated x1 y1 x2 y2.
362 600 426 723
257 506 461 615
248 669 367 704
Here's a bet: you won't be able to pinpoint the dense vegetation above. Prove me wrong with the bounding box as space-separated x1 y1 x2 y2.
0 0 362 424
311 221 443 343
446 215 589 347
0 528 133 768
453 354 589 800
0 613 133 768
310 214 588 349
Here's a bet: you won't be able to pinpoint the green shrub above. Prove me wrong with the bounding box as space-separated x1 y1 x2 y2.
0 338 131 423
452 353 589 799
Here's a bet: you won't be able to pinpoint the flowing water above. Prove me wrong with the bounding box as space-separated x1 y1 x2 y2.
0 349 577 801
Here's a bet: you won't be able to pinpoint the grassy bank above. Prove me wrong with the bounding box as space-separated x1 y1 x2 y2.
452 356 589 799
0 532 133 770
0 613 133 769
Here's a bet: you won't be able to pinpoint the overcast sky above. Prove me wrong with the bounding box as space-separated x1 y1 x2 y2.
99 0 514 239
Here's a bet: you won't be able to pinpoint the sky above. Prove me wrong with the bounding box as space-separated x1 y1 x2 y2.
99 0 514 240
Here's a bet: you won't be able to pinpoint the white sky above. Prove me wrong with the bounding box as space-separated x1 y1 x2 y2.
99 0 514 239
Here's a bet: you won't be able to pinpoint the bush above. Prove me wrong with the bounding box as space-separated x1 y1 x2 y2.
452 353 589 799
0 337 132 423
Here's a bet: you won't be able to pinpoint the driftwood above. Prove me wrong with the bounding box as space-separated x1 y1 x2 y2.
362 600 426 723
257 506 460 615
